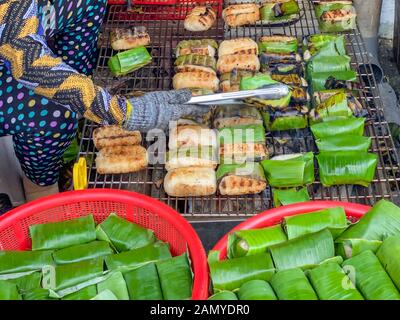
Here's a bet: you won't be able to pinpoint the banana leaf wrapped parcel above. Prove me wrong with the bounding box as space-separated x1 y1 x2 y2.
273 187 310 207
237 280 277 300
124 263 163 300
213 105 263 129
376 236 400 290
61 285 97 300
303 34 346 61
260 0 300 24
0 250 54 275
0 280 21 300
97 271 129 300
261 105 309 131
335 239 382 259
258 35 301 66
174 54 217 74
108 46 152 76
316 151 377 187
316 135 371 152
220 70 254 92
310 117 365 139
309 70 357 92
175 39 218 57
314 1 357 33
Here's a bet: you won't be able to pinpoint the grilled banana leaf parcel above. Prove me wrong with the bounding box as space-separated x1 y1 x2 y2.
209 253 275 292
270 268 318 300
227 225 287 259
376 236 400 290
258 35 298 55
269 229 335 270
0 280 21 300
335 239 382 259
310 117 365 139
124 263 163 300
176 39 218 57
317 151 377 187
261 152 315 188
174 54 217 74
238 280 277 300
108 46 152 76
96 213 156 252
307 262 364 300
0 250 54 275
97 271 129 300
271 73 307 87
316 135 371 152
208 291 238 300
261 105 309 131
273 187 310 207
284 207 348 240
220 70 255 92
310 70 357 91
309 91 352 123
315 1 357 32
260 0 300 23
213 105 263 129
303 34 346 61
30 215 96 251
156 254 193 300
110 26 151 51
165 146 218 171
307 55 351 76
342 250 400 300
216 163 267 196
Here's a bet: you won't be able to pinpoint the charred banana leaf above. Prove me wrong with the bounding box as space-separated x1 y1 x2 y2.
303 34 346 61
260 0 300 24
213 105 263 129
175 54 217 73
176 39 218 57
261 105 309 131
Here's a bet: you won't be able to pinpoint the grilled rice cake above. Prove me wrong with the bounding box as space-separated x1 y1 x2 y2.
218 38 258 57
110 26 151 51
172 71 219 91
93 125 142 150
222 3 260 27
217 54 260 74
176 39 218 57
184 6 217 32
96 145 148 174
220 143 268 161
164 166 217 197
219 175 267 196
169 124 217 150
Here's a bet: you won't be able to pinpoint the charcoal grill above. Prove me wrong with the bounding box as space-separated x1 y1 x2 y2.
78 0 400 222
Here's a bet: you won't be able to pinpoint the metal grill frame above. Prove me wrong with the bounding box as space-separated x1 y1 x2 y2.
79 0 400 222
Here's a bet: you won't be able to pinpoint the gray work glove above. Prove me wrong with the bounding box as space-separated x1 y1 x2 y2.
124 89 208 132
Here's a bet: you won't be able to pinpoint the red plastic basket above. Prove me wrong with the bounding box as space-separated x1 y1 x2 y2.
213 201 371 260
0 189 208 300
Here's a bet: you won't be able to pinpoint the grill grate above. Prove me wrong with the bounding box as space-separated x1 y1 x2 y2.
79 1 400 221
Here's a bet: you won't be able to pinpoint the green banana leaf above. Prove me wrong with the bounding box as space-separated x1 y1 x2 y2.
269 229 335 271
238 280 277 300
30 215 96 251
8 271 42 292
42 258 104 291
310 70 357 91
335 239 382 259
0 280 21 300
259 38 298 55
273 187 310 207
108 46 152 76
307 262 364 300
317 151 378 187
218 124 266 145
23 288 57 300
261 152 315 188
260 1 300 23
307 55 351 77
209 253 275 292
53 241 114 265
303 34 346 60
337 200 400 242
97 271 129 300
316 4 357 32
208 291 238 300
124 263 163 300
310 117 365 139
61 285 97 300
96 213 156 252
376 236 400 290
156 254 192 300
261 105 309 131
309 92 352 123
91 289 118 300
0 250 54 275
105 242 171 272
175 54 216 70
270 268 318 300
213 105 263 129
342 250 400 300
316 135 371 152
227 225 287 259
216 162 266 182
284 207 348 239
176 39 218 54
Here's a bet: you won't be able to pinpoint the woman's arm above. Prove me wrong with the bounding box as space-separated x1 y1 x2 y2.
0 0 126 125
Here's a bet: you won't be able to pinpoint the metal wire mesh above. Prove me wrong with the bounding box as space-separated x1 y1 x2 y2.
79 0 400 221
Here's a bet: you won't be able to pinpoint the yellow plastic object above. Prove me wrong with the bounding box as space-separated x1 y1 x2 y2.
73 158 88 190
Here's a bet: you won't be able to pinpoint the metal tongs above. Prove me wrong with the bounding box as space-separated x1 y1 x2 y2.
185 84 290 106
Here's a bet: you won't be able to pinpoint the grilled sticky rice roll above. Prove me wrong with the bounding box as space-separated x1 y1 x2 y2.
217 54 260 74
110 26 151 51
260 52 301 68
217 163 267 196
218 38 259 57
172 71 219 92
93 125 142 150
96 145 148 174
164 166 217 197
175 54 217 74
176 39 218 57
265 63 304 76
220 70 255 92
165 146 218 171
184 6 217 32
222 3 260 27
213 105 263 129
220 143 268 162
169 124 217 150
271 74 307 87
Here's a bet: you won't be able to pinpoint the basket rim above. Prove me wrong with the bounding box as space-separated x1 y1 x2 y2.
212 200 371 260
0 189 209 300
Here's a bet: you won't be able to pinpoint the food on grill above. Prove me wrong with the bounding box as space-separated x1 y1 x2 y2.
174 54 217 74
172 71 219 92
261 105 309 131
307 54 351 76
176 39 218 57
377 236 400 290
184 6 217 32
310 70 357 91
303 34 346 61
314 1 357 32
217 54 260 74
165 146 218 171
164 166 217 197
219 38 259 57
208 291 238 300
96 145 148 175
110 26 151 51
213 105 263 129
216 163 267 196
316 151 377 187
238 280 277 300
227 225 287 259
310 117 365 140
169 124 217 150
258 35 301 66
272 187 310 207
261 152 315 188
222 3 260 27
219 70 255 92
93 125 142 150
260 0 300 24
316 135 371 152
108 46 152 76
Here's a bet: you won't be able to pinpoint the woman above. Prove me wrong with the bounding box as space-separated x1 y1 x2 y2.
0 0 203 201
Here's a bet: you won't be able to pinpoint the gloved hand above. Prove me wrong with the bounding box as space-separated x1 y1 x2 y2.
123 89 208 132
